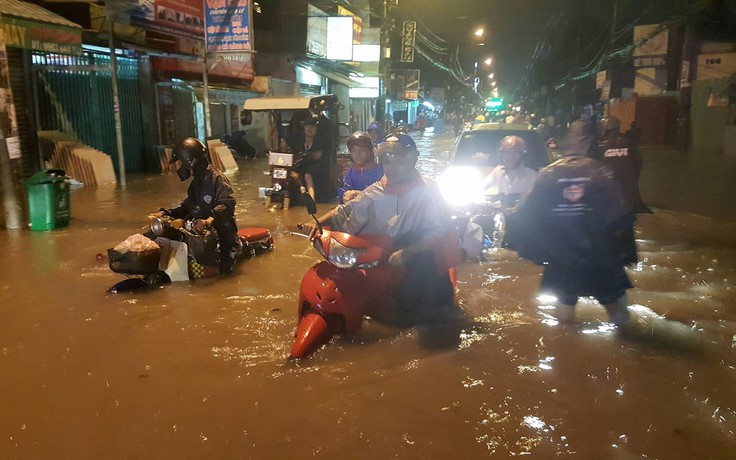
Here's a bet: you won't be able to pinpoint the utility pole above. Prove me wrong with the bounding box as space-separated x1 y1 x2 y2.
378 0 395 132
0 15 23 230
107 18 126 187
570 1 584 120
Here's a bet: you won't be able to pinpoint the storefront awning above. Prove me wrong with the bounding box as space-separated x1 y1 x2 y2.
0 0 83 55
297 58 380 89
244 95 339 111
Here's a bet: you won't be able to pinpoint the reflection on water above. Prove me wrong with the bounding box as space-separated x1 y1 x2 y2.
1 133 735 458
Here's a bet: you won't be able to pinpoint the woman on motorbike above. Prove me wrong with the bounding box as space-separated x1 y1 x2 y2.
292 117 333 203
338 131 384 203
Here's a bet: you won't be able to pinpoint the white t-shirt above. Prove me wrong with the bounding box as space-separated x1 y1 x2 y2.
484 165 538 197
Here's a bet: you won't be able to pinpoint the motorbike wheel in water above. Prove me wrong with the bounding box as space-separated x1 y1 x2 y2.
106 270 172 294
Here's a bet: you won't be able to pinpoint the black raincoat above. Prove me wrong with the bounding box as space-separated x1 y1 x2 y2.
509 120 637 302
165 165 239 273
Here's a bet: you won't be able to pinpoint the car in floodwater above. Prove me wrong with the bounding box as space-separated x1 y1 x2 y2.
438 123 551 210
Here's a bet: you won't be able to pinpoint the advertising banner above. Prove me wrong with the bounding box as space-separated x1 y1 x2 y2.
128 0 205 41
306 8 353 61
633 24 667 68
0 16 81 55
392 69 420 100
326 17 353 60
306 5 328 58
337 6 362 44
152 55 253 81
205 0 251 53
400 21 416 63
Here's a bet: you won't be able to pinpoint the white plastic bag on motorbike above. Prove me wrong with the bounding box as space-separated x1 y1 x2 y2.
113 233 159 253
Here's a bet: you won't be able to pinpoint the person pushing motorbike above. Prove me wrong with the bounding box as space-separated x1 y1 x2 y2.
303 133 463 326
151 137 240 274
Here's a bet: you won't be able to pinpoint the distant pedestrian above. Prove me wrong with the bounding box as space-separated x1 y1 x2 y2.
508 119 637 326
598 117 651 213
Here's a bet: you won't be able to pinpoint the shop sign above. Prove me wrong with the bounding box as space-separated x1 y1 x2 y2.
337 6 362 44
152 55 253 81
128 0 205 41
0 17 81 55
205 0 251 53
399 21 416 63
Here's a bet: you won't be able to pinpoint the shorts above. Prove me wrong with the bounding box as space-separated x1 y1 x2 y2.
541 263 632 306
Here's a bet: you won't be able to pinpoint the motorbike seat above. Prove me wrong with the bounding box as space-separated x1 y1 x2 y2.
238 227 271 243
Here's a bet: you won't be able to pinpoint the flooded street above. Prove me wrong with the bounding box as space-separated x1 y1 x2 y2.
2 133 736 459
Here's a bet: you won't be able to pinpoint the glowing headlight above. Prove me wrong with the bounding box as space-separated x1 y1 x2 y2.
438 166 485 207
273 182 282 192
327 238 365 269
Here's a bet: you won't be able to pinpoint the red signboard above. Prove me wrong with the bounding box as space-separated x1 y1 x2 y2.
129 0 205 40
151 55 254 81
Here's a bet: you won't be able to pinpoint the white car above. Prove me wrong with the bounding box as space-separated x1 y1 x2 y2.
439 123 550 209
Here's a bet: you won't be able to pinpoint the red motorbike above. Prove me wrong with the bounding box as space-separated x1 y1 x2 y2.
290 194 461 359
291 227 403 358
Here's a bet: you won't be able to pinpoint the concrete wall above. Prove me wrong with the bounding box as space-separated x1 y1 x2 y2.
690 79 730 153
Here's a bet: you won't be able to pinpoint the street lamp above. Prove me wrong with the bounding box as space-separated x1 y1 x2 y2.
474 27 484 37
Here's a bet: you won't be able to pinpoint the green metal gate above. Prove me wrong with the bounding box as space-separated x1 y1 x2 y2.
33 51 145 174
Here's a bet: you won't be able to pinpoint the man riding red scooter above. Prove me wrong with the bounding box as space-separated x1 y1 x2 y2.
292 134 464 358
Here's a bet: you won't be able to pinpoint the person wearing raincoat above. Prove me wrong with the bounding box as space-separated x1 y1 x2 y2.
508 118 638 326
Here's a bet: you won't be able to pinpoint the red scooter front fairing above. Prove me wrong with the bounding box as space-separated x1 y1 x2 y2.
290 230 403 359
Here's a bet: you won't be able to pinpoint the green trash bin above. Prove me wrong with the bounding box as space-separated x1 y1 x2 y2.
25 169 71 231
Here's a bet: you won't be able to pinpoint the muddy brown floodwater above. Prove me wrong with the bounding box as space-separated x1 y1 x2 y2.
1 133 735 459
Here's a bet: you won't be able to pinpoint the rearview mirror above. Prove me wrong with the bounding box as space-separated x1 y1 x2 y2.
302 189 318 215
240 109 252 125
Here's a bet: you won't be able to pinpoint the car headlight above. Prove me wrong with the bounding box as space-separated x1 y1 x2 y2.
438 166 485 207
327 238 365 269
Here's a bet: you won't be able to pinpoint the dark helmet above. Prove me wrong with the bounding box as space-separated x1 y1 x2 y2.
347 131 374 150
498 135 527 154
376 133 418 162
600 116 621 136
171 137 208 171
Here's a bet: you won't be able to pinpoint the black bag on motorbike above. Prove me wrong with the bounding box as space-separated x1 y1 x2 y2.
183 229 219 267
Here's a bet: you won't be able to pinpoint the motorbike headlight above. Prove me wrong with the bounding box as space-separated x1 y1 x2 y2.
438 166 485 207
327 238 365 269
273 182 282 192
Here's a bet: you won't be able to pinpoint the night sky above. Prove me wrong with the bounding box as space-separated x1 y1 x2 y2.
398 0 736 96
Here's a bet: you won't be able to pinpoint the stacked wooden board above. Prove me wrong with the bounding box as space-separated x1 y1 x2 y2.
206 140 239 173
154 145 178 174
38 131 117 186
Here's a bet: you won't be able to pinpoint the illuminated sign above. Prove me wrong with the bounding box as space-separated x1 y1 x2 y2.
400 21 416 63
337 6 362 44
326 17 353 60
485 97 504 110
352 44 380 62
